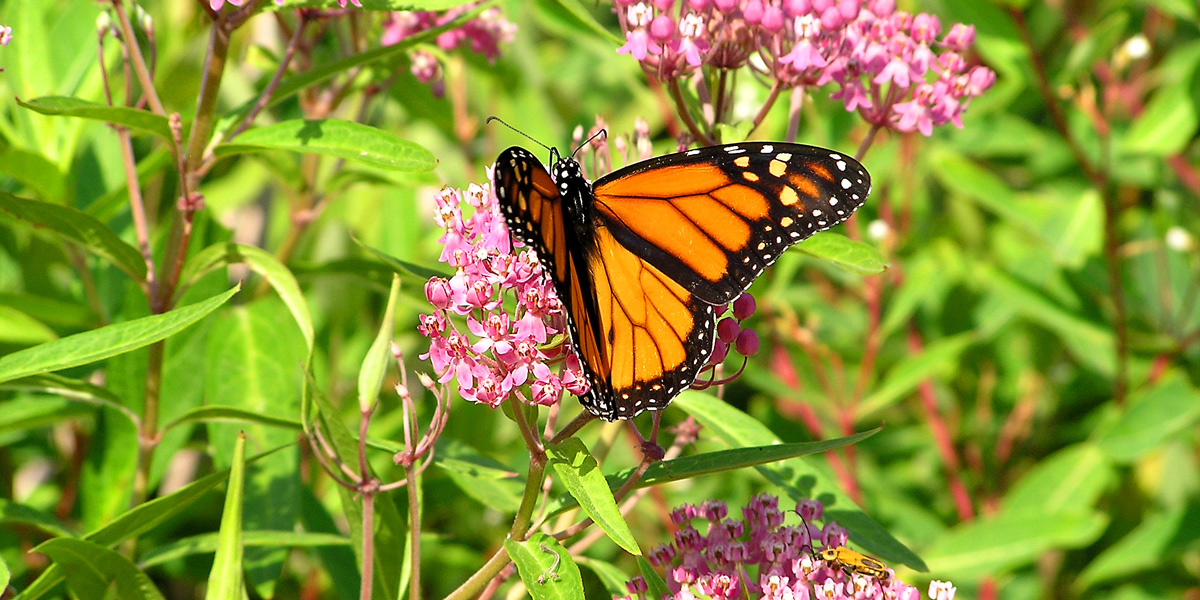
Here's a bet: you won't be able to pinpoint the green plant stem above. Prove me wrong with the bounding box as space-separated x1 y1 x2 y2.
184 22 231 187
668 78 714 146
406 464 421 600
360 488 376 600
112 0 164 115
130 339 165 515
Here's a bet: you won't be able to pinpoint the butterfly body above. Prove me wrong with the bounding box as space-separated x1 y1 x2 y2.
493 142 870 421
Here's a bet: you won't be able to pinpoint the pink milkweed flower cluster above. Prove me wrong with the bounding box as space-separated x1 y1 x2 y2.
619 494 932 600
418 179 589 410
209 0 361 10
0 24 12 46
614 0 996 136
382 4 516 90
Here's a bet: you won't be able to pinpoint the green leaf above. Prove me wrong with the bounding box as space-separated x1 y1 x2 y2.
0 375 135 430
359 275 401 411
162 406 302 433
636 556 671 599
354 236 452 281
0 305 57 344
214 119 436 172
204 299 304 598
206 432 247 600
273 0 475 9
931 150 1034 233
180 243 314 353
438 440 523 513
140 531 350 569
1001 444 1113 515
0 499 77 539
923 511 1108 579
1124 77 1200 156
1040 190 1103 268
576 557 634 596
0 146 67 202
543 430 881 518
1076 504 1200 588
33 538 165 600
800 232 886 274
504 534 584 599
1056 12 1129 86
16 446 289 599
980 268 1115 375
1094 374 1200 463
0 286 239 384
859 334 976 417
16 96 173 140
541 0 624 45
673 391 927 571
545 437 641 555
0 191 147 279
0 554 9 591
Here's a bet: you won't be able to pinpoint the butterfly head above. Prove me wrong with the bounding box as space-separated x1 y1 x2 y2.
548 148 593 220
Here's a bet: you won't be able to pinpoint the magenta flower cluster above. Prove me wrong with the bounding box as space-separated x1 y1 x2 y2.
417 177 590 410
209 0 362 9
614 0 996 136
620 494 929 600
0 24 11 47
382 4 516 87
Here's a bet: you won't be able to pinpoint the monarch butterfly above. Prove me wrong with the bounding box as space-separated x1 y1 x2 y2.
493 133 871 421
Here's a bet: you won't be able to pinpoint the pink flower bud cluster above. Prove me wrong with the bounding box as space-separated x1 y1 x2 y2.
0 25 12 46
382 4 516 88
619 494 929 600
614 0 996 136
418 178 590 410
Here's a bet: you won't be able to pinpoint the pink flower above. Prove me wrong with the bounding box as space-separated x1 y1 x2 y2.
610 0 995 135
418 169 589 412
0 25 12 46
382 4 515 90
627 494 930 600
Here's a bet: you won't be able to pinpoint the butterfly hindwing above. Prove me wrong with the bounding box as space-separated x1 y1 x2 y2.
592 142 871 305
580 228 716 420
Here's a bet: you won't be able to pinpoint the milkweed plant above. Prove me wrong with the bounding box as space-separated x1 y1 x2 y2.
2 2 1192 600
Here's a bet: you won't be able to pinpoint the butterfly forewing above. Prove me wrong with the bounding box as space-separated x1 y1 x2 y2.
591 142 871 305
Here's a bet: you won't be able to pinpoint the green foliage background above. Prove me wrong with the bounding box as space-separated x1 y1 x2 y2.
1 0 1199 599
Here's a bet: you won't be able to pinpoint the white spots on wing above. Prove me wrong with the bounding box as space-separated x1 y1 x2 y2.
841 179 852 189
761 145 774 153
776 153 792 162
836 161 847 171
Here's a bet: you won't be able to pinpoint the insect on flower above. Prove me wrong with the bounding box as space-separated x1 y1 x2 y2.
801 514 892 583
490 118 871 421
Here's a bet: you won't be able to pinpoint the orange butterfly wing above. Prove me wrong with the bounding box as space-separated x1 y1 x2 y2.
592 143 870 305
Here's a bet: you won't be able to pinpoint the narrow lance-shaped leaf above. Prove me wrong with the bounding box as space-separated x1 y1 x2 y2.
17 96 173 140
180 243 314 354
545 438 641 556
0 286 240 384
0 191 147 279
504 534 584 600
33 538 166 600
214 119 436 172
205 432 247 600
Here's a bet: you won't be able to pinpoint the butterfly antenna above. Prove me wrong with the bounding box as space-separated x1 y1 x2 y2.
486 116 553 153
571 128 608 158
